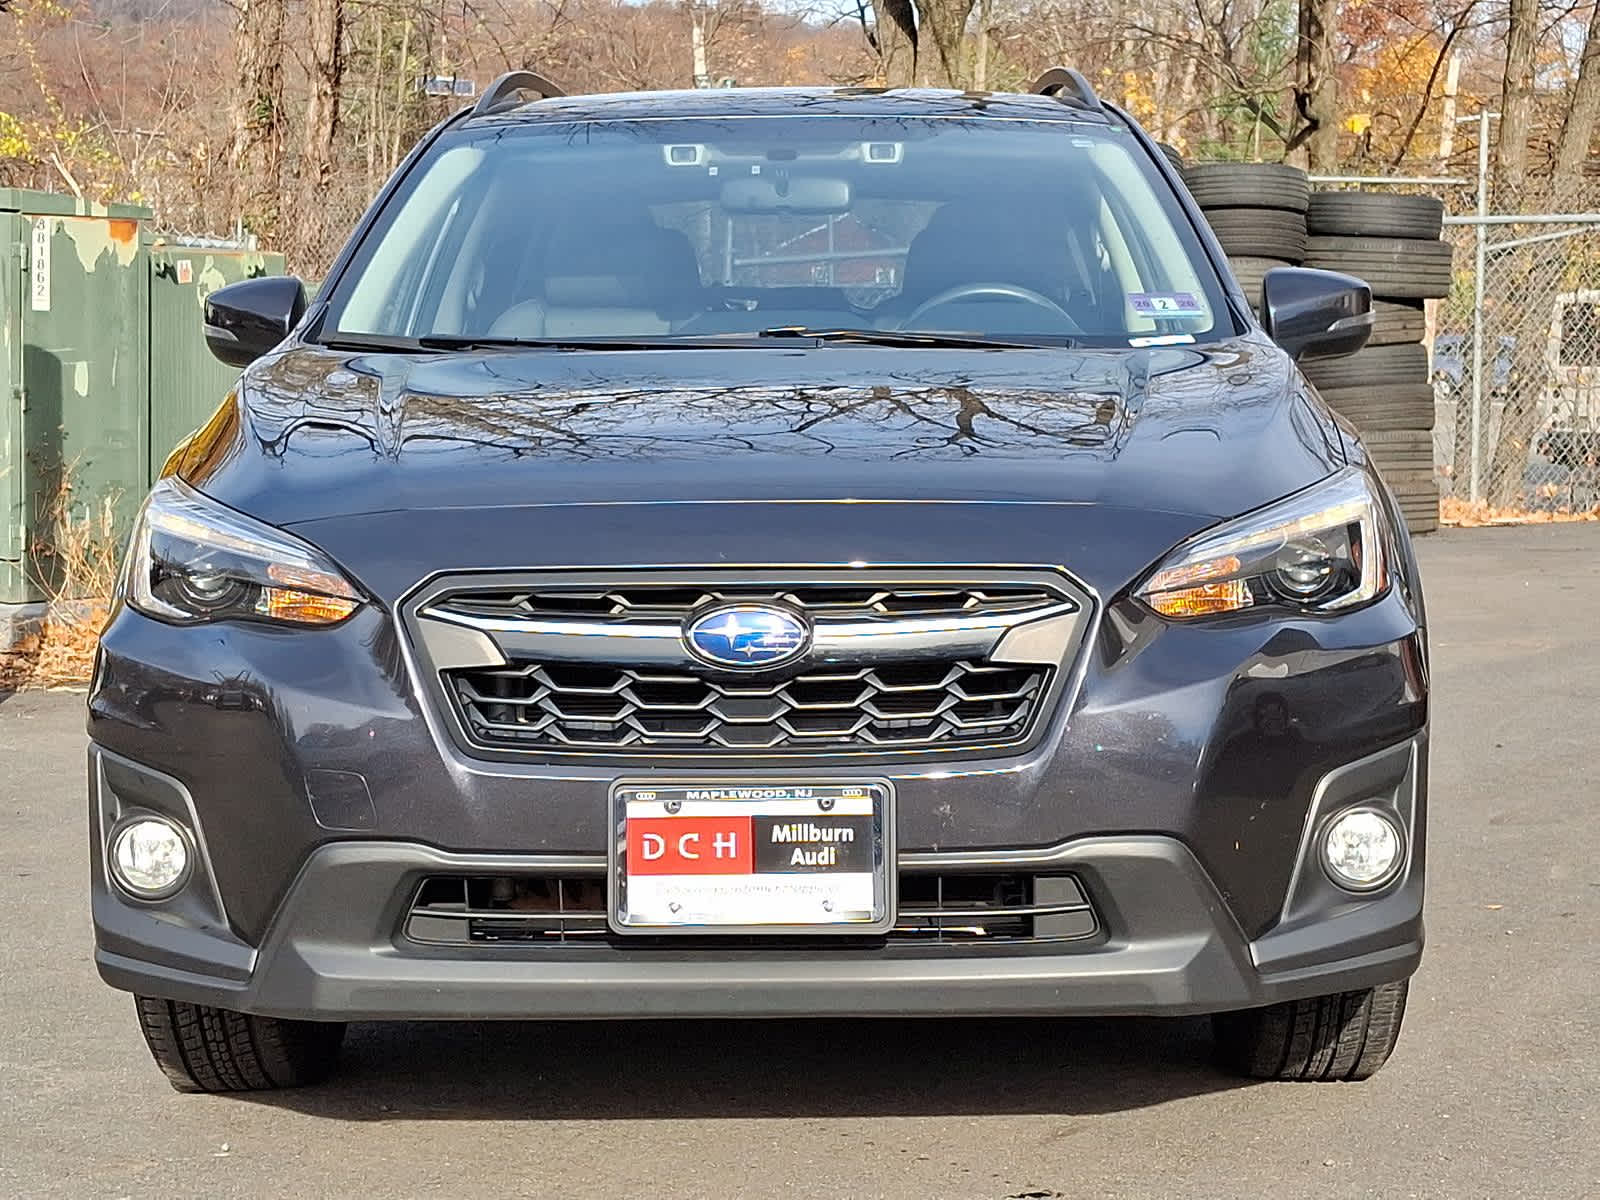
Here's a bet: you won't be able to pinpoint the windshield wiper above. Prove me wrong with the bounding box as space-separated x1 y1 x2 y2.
752 326 1050 349
315 332 437 353
316 330 1051 354
415 334 749 351
310 332 754 353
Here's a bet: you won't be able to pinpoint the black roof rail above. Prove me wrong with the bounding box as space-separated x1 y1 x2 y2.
471 70 567 118
1029 67 1103 112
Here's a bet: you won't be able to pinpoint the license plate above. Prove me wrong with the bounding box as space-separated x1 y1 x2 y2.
609 781 893 935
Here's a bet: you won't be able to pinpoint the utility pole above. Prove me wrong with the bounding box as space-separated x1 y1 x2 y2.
1438 52 1461 163
973 0 990 92
691 2 711 88
1456 109 1499 504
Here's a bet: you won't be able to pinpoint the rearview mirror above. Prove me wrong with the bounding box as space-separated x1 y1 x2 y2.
720 176 851 215
1260 267 1373 361
204 276 309 367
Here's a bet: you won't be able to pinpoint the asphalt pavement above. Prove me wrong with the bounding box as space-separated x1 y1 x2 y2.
3 523 1598 1199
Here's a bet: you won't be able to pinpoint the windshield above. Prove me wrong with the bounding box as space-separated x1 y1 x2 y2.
322 115 1234 347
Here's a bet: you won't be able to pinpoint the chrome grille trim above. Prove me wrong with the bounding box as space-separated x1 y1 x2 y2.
438 584 1061 622
448 659 1050 751
418 594 1077 666
402 568 1094 763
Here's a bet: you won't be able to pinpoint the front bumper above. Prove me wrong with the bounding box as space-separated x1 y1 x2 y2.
94 835 1422 1021
91 737 1425 1021
88 546 1429 1021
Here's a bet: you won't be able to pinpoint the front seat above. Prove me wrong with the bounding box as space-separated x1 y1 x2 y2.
895 199 1083 319
489 215 703 338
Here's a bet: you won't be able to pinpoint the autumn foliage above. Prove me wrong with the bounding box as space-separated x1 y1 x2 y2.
3 0 1599 276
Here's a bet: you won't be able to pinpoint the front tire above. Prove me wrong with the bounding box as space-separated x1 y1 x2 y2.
1212 980 1409 1082
134 996 346 1092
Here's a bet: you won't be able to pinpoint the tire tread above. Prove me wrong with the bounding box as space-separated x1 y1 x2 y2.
133 995 345 1093
1302 343 1429 390
1203 209 1308 260
1213 980 1410 1082
1183 163 1310 213
1307 193 1445 240
1303 236 1453 300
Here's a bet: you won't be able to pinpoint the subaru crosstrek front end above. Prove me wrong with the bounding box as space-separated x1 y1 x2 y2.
90 72 1426 1092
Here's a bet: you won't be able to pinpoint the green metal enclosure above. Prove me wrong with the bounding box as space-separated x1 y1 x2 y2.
0 211 18 585
1 191 152 605
147 239 283 478
0 191 287 606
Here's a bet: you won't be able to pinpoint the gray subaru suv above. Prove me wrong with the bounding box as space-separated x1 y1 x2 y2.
91 70 1425 1091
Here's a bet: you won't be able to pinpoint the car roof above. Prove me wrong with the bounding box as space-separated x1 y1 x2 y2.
462 86 1119 129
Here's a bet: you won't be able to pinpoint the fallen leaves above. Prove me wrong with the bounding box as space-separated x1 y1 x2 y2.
1440 496 1600 526
0 604 109 690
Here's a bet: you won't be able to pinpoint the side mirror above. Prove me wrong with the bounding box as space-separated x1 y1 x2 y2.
1260 267 1373 361
204 276 309 367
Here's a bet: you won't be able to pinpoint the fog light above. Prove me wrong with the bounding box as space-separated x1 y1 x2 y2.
110 817 191 899
1321 807 1403 891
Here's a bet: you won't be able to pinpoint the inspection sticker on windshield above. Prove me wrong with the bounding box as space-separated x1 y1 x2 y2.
1129 291 1207 318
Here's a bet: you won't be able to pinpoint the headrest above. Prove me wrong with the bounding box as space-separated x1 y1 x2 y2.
542 217 701 314
900 200 1073 304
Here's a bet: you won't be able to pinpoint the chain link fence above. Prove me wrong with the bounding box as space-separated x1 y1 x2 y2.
281 175 378 284
145 180 370 301
156 179 373 286
146 229 261 251
1434 194 1600 515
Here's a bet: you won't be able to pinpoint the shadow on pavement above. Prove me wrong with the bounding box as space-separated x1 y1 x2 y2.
242 1015 1250 1119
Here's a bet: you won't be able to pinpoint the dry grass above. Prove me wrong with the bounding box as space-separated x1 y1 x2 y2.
1440 496 1600 527
0 477 122 692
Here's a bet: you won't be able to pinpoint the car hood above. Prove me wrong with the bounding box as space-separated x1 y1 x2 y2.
182 339 1342 601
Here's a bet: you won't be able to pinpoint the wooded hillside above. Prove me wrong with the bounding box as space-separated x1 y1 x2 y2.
3 0 1598 272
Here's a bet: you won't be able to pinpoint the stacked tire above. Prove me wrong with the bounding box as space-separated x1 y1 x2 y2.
1182 163 1310 310
1302 193 1450 534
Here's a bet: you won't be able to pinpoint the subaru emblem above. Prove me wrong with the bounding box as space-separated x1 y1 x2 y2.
684 604 810 670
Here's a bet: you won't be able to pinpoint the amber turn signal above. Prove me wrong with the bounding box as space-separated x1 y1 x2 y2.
1143 578 1253 617
261 587 361 625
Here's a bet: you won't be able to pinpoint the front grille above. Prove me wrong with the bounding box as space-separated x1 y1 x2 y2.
893 873 1097 942
406 875 608 944
404 872 1099 947
417 576 1082 759
448 659 1050 752
435 584 1060 624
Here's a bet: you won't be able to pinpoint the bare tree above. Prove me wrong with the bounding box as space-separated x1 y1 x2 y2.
1386 1 1479 168
297 0 345 263
1551 0 1600 205
22 0 1600 281
1292 0 1339 169
1495 0 1538 202
226 0 288 238
913 0 975 87
863 0 917 86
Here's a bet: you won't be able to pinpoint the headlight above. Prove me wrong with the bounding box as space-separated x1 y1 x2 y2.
1136 468 1390 619
122 477 362 626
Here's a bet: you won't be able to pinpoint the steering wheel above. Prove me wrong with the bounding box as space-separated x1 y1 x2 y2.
903 282 1082 332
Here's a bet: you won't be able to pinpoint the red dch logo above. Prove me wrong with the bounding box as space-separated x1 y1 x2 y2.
627 816 754 875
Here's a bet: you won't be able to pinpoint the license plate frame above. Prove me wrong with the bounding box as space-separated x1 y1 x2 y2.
608 779 895 936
